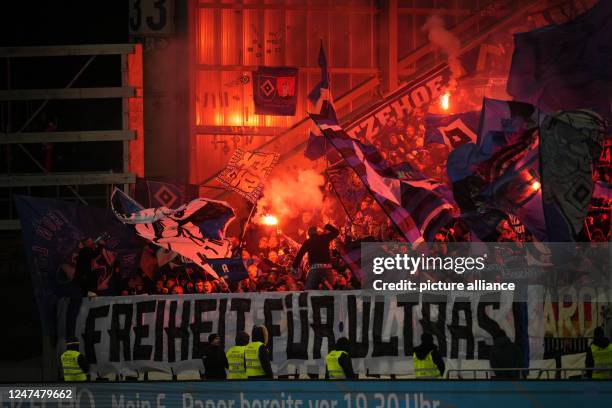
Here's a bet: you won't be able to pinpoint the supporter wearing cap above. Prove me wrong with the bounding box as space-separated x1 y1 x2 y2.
413 333 445 378
325 337 356 379
60 337 89 382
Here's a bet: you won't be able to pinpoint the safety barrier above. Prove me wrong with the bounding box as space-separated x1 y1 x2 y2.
445 367 611 380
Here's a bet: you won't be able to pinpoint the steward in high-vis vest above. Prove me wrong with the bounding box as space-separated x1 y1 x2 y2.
325 337 356 379
226 331 250 379
586 327 612 379
245 325 273 379
413 333 445 378
60 337 89 382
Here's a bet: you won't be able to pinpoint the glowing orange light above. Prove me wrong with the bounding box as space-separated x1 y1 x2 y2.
229 112 242 126
530 180 541 191
261 215 278 226
440 92 450 111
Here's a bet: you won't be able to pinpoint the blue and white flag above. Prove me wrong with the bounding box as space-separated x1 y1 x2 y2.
477 98 538 147
135 178 199 209
310 111 457 244
305 42 338 160
111 189 236 276
425 111 479 149
538 110 606 241
507 0 612 120
447 99 547 241
206 258 249 283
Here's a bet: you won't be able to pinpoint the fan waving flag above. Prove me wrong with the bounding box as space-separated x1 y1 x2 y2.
111 188 235 276
310 112 457 244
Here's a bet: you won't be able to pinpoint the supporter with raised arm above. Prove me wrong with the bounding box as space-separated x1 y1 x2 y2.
292 223 339 290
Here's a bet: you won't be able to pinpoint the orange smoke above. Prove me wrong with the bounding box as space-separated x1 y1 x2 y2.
256 169 325 225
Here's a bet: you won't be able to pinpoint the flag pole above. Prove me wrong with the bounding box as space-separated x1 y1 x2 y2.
237 199 258 253
326 169 355 225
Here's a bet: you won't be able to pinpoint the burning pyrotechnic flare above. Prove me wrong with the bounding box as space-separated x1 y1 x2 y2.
261 214 279 226
440 92 450 111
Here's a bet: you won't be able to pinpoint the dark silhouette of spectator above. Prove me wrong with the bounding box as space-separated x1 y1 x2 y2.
202 333 228 379
489 328 523 379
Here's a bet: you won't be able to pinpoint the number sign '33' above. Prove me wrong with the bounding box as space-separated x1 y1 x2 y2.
129 0 175 36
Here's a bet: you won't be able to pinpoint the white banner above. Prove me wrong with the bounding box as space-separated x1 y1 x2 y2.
60 290 545 377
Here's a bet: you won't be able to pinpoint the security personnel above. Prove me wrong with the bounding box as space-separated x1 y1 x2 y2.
586 326 612 379
325 337 356 379
226 331 250 379
413 333 445 378
60 337 88 382
245 325 273 379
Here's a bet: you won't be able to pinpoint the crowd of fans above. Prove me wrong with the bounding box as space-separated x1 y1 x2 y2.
68 85 610 297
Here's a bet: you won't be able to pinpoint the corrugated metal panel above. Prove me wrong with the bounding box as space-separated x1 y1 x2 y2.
192 0 378 184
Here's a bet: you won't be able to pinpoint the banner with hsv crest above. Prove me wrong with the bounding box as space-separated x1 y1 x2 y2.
217 149 280 203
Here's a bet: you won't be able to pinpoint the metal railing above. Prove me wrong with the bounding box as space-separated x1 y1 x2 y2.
446 367 612 380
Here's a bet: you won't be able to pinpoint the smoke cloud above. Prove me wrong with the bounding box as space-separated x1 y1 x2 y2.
422 15 464 91
256 169 325 223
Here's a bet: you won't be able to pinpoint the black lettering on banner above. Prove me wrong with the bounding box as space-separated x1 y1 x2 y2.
397 296 418 356
372 301 398 357
310 296 335 359
264 298 283 360
108 304 133 362
191 299 216 359
230 298 251 333
512 301 527 357
133 300 156 361
154 300 166 361
82 305 110 364
347 295 370 358
285 293 309 359
476 292 501 359
448 299 474 359
218 298 228 347
165 300 191 362
420 293 447 357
